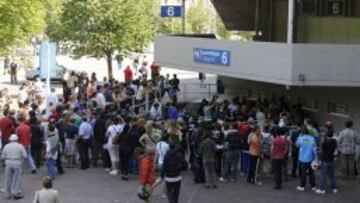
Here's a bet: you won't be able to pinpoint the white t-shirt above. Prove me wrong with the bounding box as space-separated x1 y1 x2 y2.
46 140 58 160
256 112 266 127
149 105 162 120
47 92 59 106
136 85 144 100
96 93 106 108
18 90 28 104
156 141 169 166
34 81 44 94
106 124 124 148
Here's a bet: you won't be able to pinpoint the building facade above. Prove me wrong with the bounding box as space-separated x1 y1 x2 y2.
155 0 360 131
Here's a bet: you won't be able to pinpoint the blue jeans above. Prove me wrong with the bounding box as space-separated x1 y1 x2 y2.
25 147 36 170
319 161 337 190
222 150 240 179
46 158 57 179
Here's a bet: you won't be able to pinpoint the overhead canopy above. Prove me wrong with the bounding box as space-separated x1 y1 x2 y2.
211 0 256 31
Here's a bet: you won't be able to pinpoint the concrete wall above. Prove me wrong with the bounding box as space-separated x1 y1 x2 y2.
291 44 360 86
155 36 293 85
155 35 360 87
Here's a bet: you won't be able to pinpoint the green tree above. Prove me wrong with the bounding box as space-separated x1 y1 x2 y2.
157 17 182 34
0 0 46 55
216 16 230 40
43 0 62 39
186 0 212 34
51 0 156 79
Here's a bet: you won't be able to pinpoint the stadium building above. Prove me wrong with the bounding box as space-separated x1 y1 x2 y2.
155 0 360 131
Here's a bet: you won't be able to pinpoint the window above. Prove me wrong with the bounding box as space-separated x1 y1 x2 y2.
321 0 354 16
327 0 345 16
302 99 319 112
327 102 349 115
301 0 318 15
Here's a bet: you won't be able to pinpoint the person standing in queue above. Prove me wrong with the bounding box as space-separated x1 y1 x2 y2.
271 128 287 190
153 142 188 203
2 134 27 200
78 117 93 170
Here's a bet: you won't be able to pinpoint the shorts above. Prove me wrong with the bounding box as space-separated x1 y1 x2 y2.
108 145 119 162
65 139 76 156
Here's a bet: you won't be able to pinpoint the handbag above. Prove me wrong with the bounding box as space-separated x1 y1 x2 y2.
35 191 40 203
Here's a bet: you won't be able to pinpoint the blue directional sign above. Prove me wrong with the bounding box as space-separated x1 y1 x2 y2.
193 48 231 66
161 6 182 17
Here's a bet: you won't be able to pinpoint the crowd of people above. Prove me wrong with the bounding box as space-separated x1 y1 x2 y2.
0 61 359 203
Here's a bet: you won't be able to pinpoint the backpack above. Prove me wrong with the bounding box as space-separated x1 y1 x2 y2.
261 133 271 155
125 86 135 96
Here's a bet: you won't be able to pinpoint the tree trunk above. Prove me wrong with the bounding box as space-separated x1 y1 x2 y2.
106 51 113 80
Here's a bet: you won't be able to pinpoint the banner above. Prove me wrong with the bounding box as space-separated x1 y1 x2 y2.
39 43 57 79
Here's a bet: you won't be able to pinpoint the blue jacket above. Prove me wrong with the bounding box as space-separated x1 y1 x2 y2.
296 134 316 163
167 106 179 121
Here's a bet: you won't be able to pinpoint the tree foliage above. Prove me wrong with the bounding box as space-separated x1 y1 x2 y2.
185 0 212 34
51 0 157 79
216 15 230 40
0 0 46 55
157 0 217 36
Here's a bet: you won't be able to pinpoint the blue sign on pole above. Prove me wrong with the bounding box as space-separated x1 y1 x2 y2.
161 6 182 17
193 48 231 66
39 43 57 79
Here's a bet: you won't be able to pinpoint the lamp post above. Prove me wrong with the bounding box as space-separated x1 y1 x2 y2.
182 0 186 34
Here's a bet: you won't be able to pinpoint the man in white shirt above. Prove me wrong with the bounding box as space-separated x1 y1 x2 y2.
17 86 28 105
78 118 93 169
149 103 162 121
256 108 266 130
47 88 59 107
95 86 107 109
2 134 27 200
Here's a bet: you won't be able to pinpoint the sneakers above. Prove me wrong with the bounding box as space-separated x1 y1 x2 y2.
315 189 325 194
109 170 118 176
311 187 317 192
104 168 111 172
296 186 305 191
13 194 23 200
219 177 226 182
121 176 129 181
333 189 338 194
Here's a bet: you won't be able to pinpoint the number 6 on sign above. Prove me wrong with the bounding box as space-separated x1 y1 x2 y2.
167 7 175 17
222 52 228 65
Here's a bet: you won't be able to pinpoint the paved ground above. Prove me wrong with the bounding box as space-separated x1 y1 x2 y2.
0 165 359 203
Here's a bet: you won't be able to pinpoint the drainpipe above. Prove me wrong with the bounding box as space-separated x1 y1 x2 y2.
287 0 295 43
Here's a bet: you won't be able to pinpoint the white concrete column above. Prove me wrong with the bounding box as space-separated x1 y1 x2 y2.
287 0 295 43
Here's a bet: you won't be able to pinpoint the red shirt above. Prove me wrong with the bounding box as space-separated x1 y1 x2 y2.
124 67 133 81
150 64 160 74
271 136 287 160
16 122 31 147
0 116 14 142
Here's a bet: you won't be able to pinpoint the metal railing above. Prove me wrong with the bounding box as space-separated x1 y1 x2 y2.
179 82 217 102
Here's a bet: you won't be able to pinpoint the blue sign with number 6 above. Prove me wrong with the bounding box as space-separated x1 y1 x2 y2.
193 48 231 66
